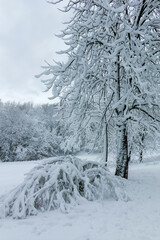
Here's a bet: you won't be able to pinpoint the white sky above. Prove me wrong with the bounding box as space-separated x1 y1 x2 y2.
0 0 68 104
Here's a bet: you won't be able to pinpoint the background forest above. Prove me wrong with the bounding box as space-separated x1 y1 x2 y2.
0 100 159 163
0 101 101 162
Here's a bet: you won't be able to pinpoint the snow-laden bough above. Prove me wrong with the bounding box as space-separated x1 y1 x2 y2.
0 156 128 219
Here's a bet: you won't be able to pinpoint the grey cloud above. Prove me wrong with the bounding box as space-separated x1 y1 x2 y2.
0 0 67 104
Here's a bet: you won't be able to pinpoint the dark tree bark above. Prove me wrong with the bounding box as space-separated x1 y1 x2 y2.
104 123 108 166
139 150 143 163
139 133 145 163
114 53 130 179
115 123 130 179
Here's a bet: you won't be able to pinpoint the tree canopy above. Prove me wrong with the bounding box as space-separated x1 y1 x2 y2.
38 0 160 178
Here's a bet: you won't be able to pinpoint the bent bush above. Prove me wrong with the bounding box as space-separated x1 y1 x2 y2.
0 156 127 218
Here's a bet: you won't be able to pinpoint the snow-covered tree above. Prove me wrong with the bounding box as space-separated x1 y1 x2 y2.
38 0 160 178
0 102 64 161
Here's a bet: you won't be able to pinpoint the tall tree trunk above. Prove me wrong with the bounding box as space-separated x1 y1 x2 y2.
115 123 129 179
103 123 108 165
139 150 143 163
114 53 130 179
139 133 144 163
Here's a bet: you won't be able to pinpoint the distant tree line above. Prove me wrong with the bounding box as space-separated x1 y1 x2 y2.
0 100 159 162
0 101 105 162
0 101 62 161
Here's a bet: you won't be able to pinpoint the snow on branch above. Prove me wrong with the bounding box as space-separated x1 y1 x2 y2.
0 156 128 219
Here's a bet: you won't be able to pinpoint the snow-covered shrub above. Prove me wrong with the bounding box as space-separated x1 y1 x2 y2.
0 156 127 219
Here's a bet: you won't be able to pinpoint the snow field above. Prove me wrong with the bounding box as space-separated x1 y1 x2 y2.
0 157 160 240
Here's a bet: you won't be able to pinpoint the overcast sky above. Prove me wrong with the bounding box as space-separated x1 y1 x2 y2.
0 0 68 104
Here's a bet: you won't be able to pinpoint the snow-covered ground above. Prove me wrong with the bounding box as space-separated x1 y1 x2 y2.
0 156 160 240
